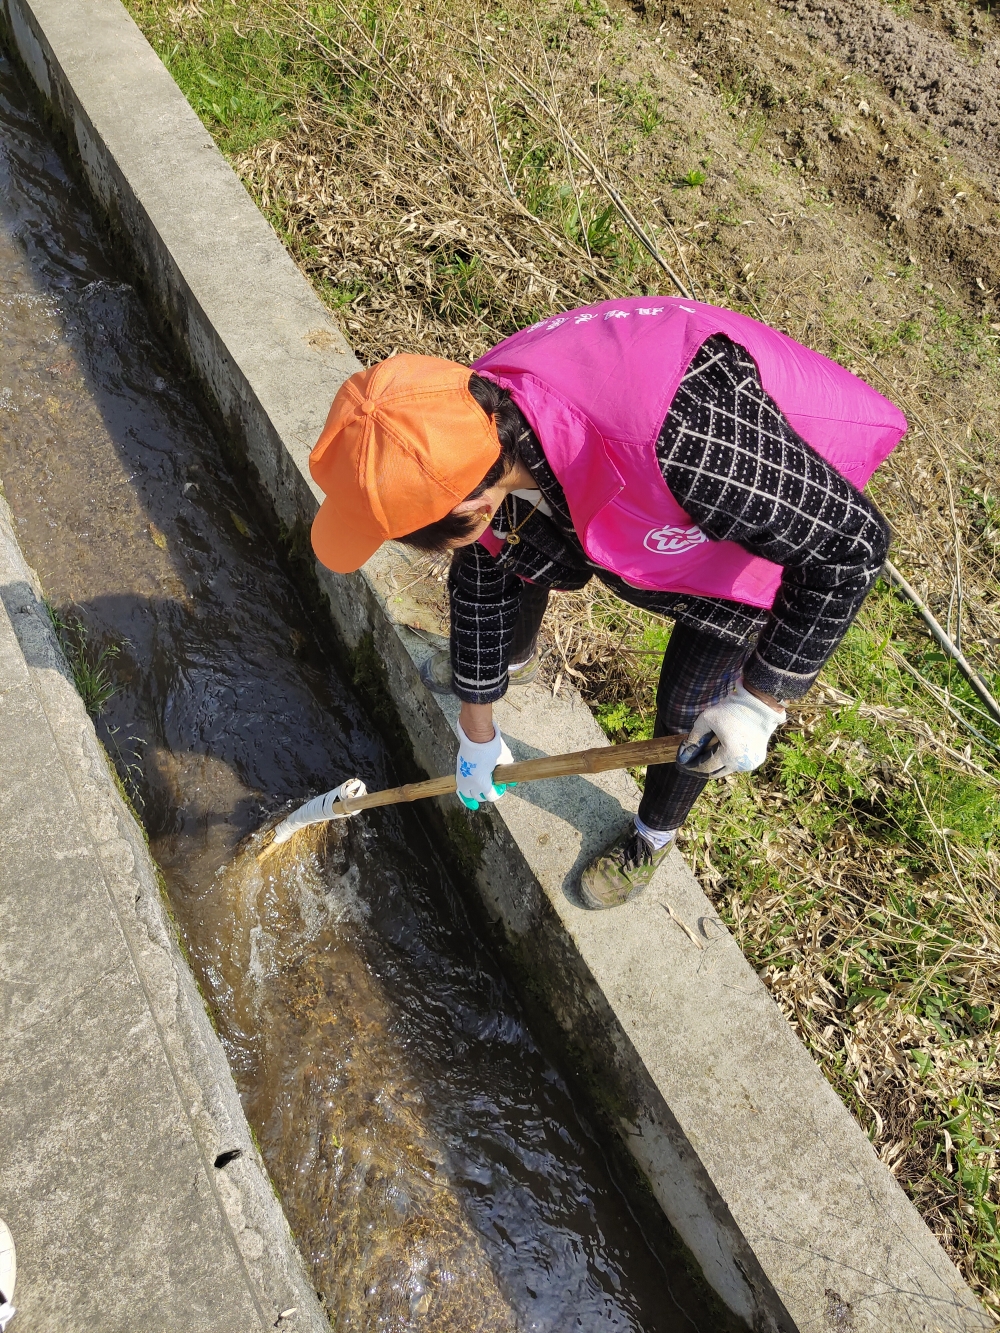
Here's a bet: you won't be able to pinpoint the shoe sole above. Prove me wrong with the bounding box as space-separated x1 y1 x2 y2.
578 881 619 910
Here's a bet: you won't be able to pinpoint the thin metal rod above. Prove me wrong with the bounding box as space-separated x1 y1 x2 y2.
884 559 1000 726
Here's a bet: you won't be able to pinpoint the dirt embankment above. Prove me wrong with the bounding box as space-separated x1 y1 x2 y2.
652 0 1000 310
785 0 1000 187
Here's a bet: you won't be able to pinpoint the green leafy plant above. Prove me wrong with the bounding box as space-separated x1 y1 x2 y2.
584 203 618 256
45 603 121 716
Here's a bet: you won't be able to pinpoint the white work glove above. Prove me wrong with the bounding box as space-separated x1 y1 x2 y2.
455 721 514 810
677 680 786 778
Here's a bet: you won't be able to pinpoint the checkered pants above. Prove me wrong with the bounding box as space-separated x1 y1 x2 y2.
638 622 752 831
512 589 751 831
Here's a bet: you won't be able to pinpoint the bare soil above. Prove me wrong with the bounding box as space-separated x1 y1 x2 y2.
780 0 1000 186
659 0 1000 305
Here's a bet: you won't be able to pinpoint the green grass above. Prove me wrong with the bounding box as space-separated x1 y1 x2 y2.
612 77 662 134
591 581 1000 1300
925 302 1000 381
123 1 341 154
572 0 621 27
45 602 121 716
156 40 290 150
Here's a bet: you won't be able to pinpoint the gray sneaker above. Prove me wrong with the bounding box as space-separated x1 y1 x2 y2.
418 648 539 695
579 826 671 910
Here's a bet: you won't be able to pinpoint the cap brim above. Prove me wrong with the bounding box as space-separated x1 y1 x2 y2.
311 494 385 574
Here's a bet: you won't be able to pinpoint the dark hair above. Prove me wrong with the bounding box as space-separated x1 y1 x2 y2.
397 374 523 553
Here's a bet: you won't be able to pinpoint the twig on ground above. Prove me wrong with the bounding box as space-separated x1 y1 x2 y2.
474 14 516 204
537 26 591 261
885 647 1000 752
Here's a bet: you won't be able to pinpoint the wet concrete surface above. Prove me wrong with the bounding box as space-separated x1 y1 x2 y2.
0 50 727 1333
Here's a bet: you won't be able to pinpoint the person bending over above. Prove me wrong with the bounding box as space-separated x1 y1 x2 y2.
308 297 902 909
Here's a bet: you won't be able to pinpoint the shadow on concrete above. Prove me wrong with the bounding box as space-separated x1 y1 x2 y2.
503 732 634 904
0 579 55 667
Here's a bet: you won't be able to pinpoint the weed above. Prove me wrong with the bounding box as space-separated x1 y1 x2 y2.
573 0 616 28
718 72 749 111
103 724 148 816
923 302 1000 381
738 111 768 152
678 167 707 186
613 78 661 134
45 602 121 716
584 203 619 257
314 279 364 311
594 699 651 742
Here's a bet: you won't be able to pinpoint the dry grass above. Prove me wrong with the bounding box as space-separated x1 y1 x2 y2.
229 0 688 362
125 0 1000 1308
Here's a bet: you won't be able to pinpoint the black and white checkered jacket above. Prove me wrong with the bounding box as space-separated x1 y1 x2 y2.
449 335 890 704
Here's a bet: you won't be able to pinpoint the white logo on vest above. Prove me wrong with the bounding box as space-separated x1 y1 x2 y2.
643 523 709 555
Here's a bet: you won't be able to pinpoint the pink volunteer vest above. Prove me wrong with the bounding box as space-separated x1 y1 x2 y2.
473 297 906 609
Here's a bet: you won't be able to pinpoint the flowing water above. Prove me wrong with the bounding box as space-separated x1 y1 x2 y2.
0 51 730 1333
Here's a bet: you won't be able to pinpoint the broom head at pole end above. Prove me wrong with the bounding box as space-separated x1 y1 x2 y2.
264 778 368 856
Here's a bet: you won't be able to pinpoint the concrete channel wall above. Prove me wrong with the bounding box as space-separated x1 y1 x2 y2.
0 490 329 1331
0 1 990 1330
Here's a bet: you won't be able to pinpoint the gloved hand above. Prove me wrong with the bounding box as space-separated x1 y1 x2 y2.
677 680 786 778
455 721 514 810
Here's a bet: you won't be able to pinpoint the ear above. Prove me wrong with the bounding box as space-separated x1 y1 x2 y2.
451 495 493 519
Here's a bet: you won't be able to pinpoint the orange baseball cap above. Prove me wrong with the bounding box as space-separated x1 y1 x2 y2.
309 354 501 574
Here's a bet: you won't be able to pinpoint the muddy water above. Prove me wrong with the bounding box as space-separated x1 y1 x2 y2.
0 53 727 1333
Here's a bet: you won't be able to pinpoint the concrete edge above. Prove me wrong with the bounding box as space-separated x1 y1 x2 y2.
0 487 330 1331
0 2 990 1330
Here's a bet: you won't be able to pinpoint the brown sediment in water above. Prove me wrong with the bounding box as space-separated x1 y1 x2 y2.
219 830 517 1330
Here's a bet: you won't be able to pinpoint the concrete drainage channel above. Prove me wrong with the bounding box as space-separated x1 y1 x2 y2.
0 42 726 1332
0 0 990 1330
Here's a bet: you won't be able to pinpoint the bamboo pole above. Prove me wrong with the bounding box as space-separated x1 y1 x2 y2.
303 733 684 817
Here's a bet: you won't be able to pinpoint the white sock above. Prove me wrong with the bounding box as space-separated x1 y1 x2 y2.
634 815 676 851
509 653 534 671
